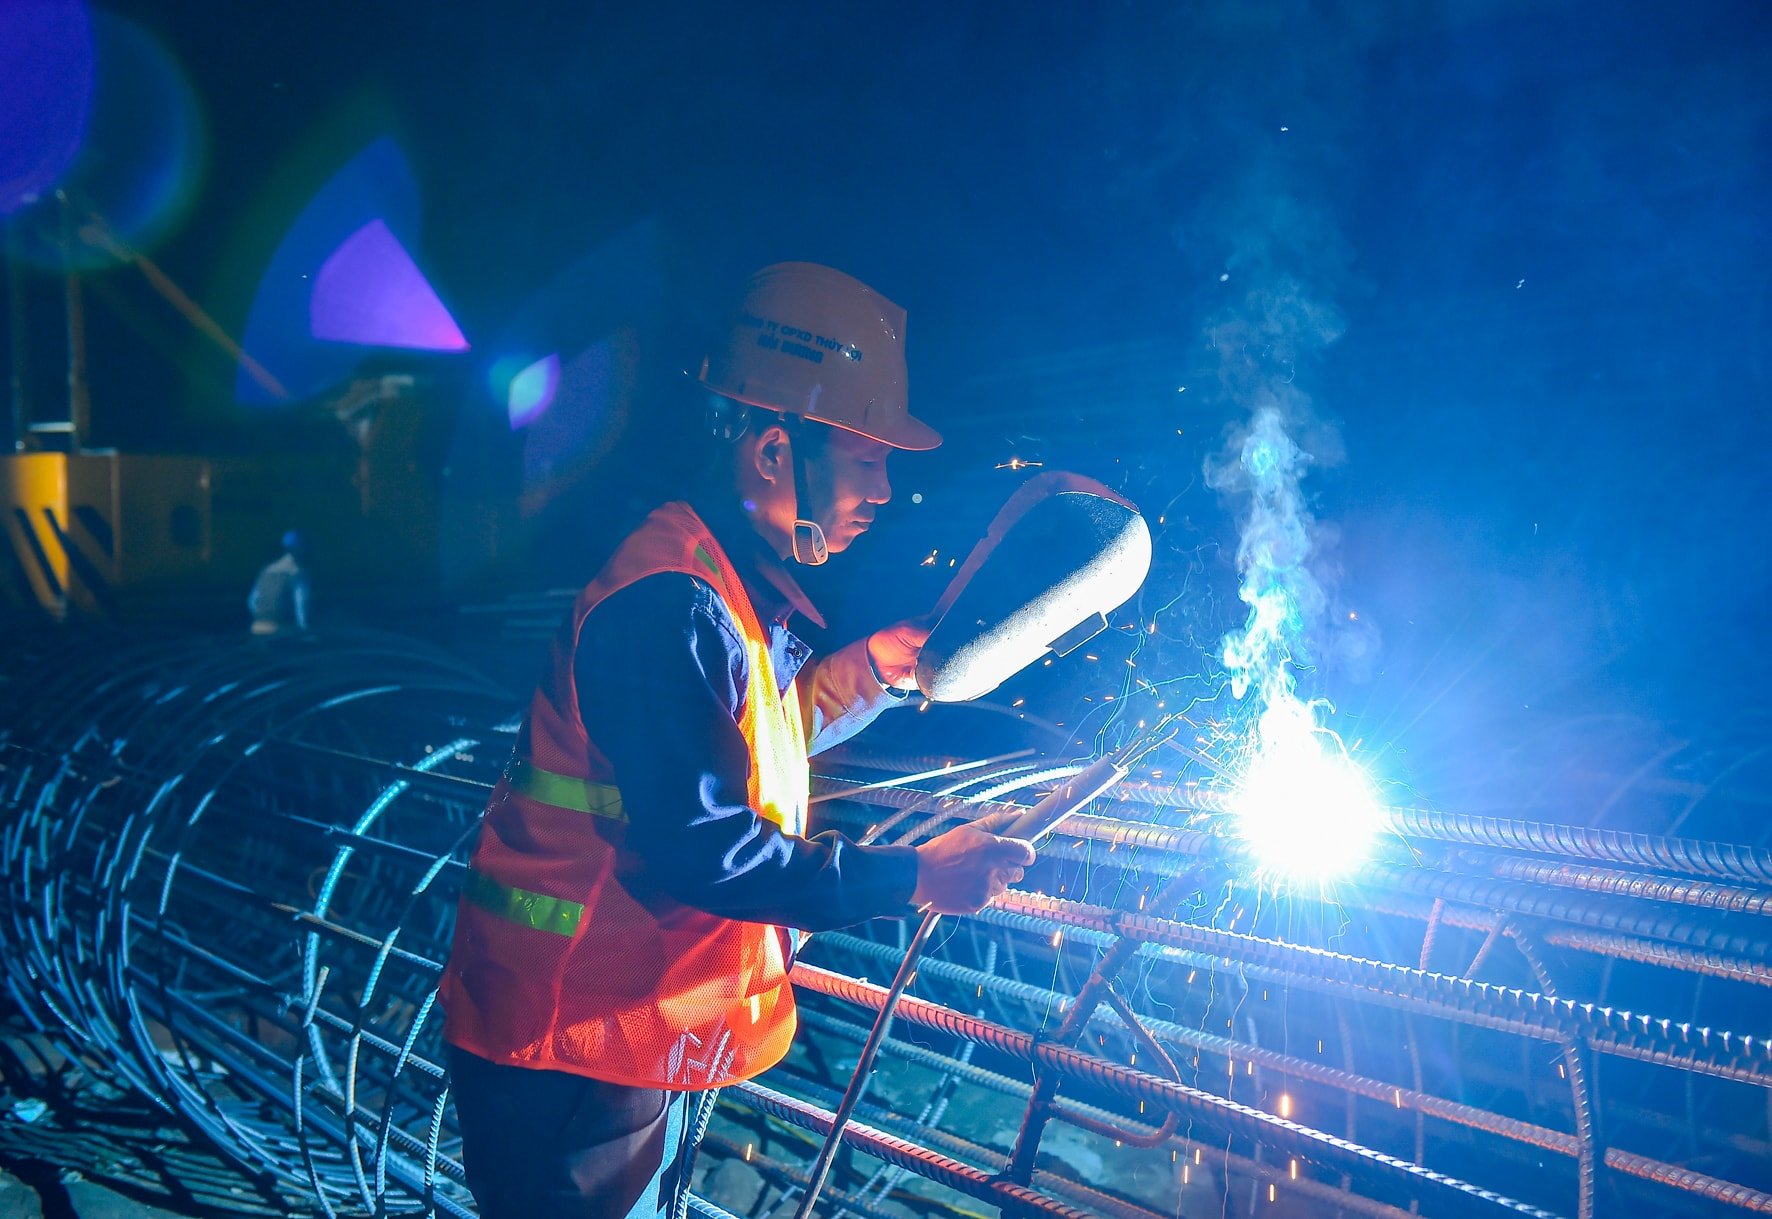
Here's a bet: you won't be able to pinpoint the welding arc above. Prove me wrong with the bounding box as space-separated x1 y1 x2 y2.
790 721 1177 1219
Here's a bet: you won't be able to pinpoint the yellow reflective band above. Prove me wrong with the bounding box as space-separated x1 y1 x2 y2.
506 758 626 821
462 868 583 937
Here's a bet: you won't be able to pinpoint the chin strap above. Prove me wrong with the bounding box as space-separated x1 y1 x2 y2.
785 421 829 566
705 395 829 565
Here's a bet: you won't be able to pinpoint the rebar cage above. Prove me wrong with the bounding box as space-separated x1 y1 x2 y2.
1 627 1768 1218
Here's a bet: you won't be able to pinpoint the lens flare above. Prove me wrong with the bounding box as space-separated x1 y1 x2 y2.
504 353 560 429
236 138 423 404
1230 688 1381 880
310 218 467 351
4 10 202 266
0 0 93 215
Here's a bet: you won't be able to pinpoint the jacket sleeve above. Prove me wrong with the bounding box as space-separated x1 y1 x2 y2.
796 636 908 755
574 574 918 931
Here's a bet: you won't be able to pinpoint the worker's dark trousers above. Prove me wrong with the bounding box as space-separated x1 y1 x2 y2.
448 1046 698 1219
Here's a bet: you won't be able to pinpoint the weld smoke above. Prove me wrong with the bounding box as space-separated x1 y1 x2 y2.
1204 279 1365 708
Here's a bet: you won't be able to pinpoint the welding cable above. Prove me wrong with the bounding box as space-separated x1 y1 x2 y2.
669 1087 725 1219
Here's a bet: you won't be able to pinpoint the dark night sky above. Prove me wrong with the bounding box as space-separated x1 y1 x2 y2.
6 0 1771 827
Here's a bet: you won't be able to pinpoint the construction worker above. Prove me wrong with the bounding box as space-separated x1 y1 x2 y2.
439 263 1035 1219
247 529 310 635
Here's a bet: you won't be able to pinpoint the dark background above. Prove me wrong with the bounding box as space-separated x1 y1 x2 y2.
4 0 1769 832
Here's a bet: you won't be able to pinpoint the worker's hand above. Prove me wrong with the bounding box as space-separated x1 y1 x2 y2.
867 616 934 691
910 810 1037 915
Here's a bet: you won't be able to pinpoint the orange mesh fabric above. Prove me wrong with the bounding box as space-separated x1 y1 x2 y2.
440 502 808 1088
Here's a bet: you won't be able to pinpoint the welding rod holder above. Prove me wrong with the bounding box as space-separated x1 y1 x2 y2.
1001 753 1131 844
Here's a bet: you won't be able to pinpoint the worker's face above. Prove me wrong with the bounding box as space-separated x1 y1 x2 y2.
800 427 892 554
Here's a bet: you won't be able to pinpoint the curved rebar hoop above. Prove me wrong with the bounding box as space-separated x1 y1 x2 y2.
3 631 1771 1219
1501 919 1604 1219
1002 869 1209 1185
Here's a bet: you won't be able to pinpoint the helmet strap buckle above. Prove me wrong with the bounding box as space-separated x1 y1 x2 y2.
792 520 829 566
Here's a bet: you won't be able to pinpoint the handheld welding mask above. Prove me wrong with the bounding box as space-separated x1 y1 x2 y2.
916 471 1153 702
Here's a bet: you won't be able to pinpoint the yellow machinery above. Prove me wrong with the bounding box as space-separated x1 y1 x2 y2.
4 190 516 621
1 447 361 619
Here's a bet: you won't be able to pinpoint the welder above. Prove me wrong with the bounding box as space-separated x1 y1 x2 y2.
438 262 1035 1219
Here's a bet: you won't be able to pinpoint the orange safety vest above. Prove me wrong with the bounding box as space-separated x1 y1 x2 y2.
439 502 809 1089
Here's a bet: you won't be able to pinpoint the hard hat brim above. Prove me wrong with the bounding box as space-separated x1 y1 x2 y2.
805 406 943 452
696 375 943 451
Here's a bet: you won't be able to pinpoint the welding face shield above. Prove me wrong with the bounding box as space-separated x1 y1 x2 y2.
915 472 1152 702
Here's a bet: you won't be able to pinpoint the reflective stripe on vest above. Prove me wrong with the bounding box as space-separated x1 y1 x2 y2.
461 868 584 937
505 757 626 821
461 759 622 938
440 502 809 1088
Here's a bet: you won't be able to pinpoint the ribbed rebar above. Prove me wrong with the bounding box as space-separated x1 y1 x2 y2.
792 964 1563 1218
991 891 1772 1086
726 1080 1103 1219
4 634 1768 1219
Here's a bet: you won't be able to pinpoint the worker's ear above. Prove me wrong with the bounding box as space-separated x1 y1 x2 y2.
753 422 793 488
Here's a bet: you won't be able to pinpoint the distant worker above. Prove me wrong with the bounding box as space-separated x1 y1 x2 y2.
247 529 310 635
439 263 1035 1219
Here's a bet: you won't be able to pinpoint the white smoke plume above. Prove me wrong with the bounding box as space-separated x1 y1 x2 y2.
1204 275 1352 704
1198 171 1384 879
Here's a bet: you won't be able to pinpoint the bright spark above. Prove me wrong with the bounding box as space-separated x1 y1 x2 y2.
1230 690 1381 881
